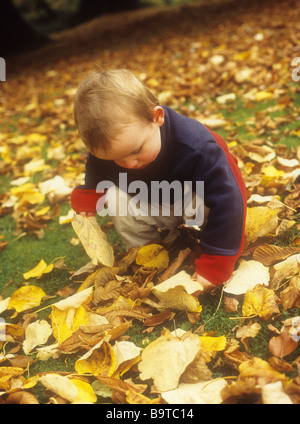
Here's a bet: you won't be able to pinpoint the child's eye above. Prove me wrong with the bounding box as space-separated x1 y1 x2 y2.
133 146 142 155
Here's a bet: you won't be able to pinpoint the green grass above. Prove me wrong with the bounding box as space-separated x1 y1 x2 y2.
201 85 300 150
0 199 122 299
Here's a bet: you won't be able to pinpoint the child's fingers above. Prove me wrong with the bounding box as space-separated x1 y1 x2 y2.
78 211 97 217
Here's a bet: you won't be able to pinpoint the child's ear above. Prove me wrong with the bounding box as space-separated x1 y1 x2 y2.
153 106 165 127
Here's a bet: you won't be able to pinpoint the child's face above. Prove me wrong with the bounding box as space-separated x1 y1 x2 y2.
94 106 164 170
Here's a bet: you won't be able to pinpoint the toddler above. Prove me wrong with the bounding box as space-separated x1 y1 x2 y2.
71 69 247 291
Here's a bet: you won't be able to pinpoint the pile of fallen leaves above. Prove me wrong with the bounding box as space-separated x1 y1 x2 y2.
0 0 300 405
0 137 300 404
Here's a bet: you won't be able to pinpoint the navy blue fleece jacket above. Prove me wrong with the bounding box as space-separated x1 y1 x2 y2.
71 106 247 285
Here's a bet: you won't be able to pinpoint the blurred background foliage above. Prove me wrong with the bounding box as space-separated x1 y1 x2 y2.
1 0 210 55
12 0 206 33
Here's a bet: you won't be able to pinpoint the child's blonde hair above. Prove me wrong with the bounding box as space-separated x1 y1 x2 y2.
74 69 159 154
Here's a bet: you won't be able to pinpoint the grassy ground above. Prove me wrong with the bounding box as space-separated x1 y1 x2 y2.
1 0 300 403
1 89 299 383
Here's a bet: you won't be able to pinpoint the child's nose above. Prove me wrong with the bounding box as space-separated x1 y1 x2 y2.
116 158 138 169
127 159 139 169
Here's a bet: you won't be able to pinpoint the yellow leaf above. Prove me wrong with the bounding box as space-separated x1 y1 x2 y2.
8 285 46 313
262 166 285 178
138 331 200 392
136 244 169 269
23 260 53 280
10 183 35 196
75 341 117 377
153 285 202 313
255 91 274 101
0 367 25 391
23 375 40 389
242 285 281 320
59 209 74 225
245 207 280 244
35 206 51 216
0 145 11 163
26 133 47 144
199 335 227 360
72 214 114 267
239 357 288 384
50 305 88 343
69 379 97 403
18 190 45 207
291 129 300 137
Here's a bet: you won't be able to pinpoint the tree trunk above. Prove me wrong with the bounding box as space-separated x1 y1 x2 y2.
0 0 47 57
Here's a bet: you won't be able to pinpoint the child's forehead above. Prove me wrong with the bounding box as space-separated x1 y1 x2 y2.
95 129 142 160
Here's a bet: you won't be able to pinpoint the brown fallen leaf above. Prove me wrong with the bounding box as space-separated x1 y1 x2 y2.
97 376 148 404
7 355 35 369
4 391 39 404
57 326 112 354
92 279 153 307
80 266 127 291
143 310 173 327
280 283 300 311
180 349 212 383
224 296 239 313
0 241 9 252
126 390 162 404
253 244 300 266
221 357 289 403
268 332 298 358
223 339 253 370
268 356 295 373
236 322 261 341
160 247 191 282
269 254 300 290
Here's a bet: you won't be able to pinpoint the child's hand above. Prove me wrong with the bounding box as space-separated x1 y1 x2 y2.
78 212 97 217
192 272 217 292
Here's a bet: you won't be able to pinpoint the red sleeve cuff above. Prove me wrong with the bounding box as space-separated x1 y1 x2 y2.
71 188 104 213
194 254 237 286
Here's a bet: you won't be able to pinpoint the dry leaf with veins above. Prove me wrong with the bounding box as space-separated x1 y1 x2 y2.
23 319 53 354
72 214 114 267
242 285 281 320
268 332 298 358
138 330 200 392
